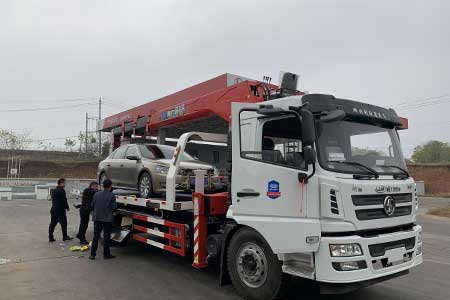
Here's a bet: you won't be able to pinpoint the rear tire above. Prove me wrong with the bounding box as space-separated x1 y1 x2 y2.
138 172 153 198
227 227 291 300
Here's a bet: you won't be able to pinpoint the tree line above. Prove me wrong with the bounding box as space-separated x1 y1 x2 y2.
0 129 111 158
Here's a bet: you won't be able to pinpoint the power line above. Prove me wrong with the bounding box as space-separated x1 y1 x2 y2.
0 102 97 113
0 96 98 103
395 98 450 110
391 93 449 108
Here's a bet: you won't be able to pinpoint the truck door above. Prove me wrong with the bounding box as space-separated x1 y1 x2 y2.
230 102 321 253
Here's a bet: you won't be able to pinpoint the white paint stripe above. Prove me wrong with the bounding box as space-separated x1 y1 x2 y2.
146 238 165 250
147 228 165 238
194 231 198 240
194 244 198 253
147 217 165 225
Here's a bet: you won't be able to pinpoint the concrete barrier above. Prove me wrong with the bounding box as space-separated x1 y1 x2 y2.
0 187 13 201
0 178 95 200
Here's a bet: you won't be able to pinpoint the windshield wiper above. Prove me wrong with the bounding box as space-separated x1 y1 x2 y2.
377 165 410 178
327 160 379 179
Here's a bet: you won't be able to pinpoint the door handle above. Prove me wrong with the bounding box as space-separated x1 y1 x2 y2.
106 164 111 167
237 190 260 197
120 164 124 167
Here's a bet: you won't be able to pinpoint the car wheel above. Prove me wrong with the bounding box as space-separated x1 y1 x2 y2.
138 172 153 198
99 172 107 188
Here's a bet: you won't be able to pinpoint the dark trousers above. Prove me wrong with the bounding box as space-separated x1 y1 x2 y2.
77 209 91 242
91 221 112 257
49 210 68 239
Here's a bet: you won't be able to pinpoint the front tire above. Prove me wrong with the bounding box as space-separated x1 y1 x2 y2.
227 227 291 300
99 172 107 187
138 172 153 198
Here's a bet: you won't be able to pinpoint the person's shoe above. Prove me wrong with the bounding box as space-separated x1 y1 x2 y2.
80 240 89 245
63 236 73 241
89 255 95 260
49 238 56 242
104 255 116 260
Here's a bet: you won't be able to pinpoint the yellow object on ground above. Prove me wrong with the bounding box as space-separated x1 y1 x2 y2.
70 246 81 251
80 246 89 252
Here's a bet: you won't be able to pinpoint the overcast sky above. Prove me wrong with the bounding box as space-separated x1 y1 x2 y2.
0 0 449 156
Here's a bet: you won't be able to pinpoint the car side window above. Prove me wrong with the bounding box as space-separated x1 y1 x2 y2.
139 145 156 159
112 146 127 159
126 145 139 158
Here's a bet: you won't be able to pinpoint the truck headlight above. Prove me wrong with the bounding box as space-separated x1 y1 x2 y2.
329 244 363 257
155 165 169 174
417 231 422 244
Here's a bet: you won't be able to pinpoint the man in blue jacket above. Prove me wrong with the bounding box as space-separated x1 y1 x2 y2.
89 179 117 260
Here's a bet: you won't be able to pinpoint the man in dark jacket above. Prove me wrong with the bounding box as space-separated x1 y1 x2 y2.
49 178 73 242
89 179 117 260
76 181 98 244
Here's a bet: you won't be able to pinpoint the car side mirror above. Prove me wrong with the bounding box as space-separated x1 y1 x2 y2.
301 110 316 146
126 155 140 161
303 147 316 165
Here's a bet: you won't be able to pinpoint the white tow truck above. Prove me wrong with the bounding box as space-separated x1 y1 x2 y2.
111 90 422 300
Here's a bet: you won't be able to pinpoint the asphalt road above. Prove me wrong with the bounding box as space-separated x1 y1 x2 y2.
0 197 449 300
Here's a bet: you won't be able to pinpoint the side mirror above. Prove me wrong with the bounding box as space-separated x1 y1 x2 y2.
303 147 316 165
301 110 316 146
319 110 346 123
126 155 140 161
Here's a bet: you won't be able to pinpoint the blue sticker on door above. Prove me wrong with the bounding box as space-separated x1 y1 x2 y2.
267 180 281 199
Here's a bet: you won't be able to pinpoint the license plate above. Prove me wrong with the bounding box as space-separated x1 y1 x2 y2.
386 248 406 264
190 176 209 186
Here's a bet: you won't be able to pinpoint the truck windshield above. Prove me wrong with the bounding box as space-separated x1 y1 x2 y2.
316 120 407 175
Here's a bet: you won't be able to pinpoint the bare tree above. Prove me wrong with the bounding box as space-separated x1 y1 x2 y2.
64 138 76 152
0 129 31 151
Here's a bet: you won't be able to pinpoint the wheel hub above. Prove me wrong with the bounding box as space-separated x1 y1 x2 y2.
236 243 268 288
140 176 150 197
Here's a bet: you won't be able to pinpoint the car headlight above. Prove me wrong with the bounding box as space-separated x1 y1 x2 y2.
329 244 363 257
155 165 169 174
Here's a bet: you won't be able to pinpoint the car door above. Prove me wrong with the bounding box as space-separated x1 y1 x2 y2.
122 144 142 187
230 102 321 253
110 145 128 187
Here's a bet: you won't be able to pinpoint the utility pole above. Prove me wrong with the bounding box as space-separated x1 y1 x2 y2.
98 97 102 157
85 112 88 153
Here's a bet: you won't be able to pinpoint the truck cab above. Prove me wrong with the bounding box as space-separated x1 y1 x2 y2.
227 93 422 296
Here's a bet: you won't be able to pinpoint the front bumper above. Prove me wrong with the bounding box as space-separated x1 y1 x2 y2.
315 225 422 284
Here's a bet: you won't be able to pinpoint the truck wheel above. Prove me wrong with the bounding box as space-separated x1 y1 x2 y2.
138 172 153 198
99 172 107 186
227 227 290 300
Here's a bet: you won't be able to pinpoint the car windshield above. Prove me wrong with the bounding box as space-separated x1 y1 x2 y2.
316 120 407 175
140 144 194 161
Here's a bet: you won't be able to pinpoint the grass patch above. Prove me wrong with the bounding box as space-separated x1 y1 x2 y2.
428 207 450 218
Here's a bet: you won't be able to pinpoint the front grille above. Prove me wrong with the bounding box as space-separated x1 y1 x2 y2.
352 193 412 206
356 205 412 220
368 237 415 257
